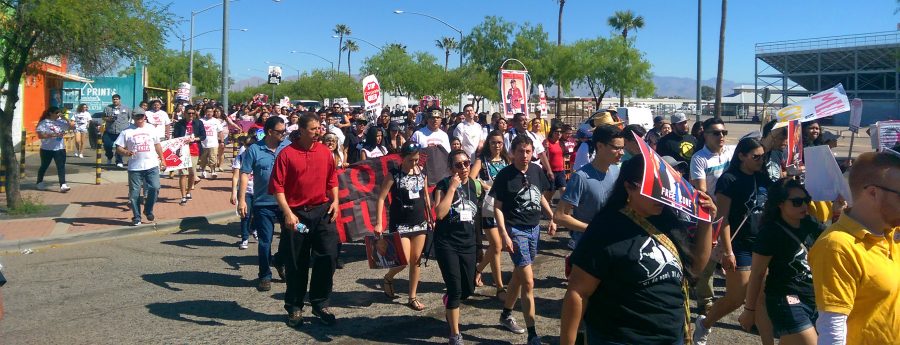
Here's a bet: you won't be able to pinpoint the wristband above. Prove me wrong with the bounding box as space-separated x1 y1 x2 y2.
744 307 755 312
723 252 734 257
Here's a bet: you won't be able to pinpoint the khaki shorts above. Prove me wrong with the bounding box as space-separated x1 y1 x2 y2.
180 156 200 176
198 147 218 168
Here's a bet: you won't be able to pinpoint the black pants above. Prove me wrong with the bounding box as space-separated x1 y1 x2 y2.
283 203 338 313
435 244 476 309
37 149 66 185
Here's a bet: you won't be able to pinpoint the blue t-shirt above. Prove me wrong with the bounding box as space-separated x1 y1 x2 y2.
562 163 619 248
239 140 287 206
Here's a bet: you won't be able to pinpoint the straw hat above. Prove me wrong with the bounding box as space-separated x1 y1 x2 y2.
590 111 622 127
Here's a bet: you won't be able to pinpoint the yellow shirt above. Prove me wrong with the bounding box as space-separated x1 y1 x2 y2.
809 215 900 344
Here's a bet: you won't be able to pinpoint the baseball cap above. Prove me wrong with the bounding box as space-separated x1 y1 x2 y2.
653 115 665 124
661 155 687 170
576 123 594 140
670 112 688 124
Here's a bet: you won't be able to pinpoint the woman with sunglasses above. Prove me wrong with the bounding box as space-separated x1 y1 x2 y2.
695 137 775 344
321 133 347 169
470 130 511 297
543 124 568 203
374 141 432 311
173 107 206 203
560 155 716 345
434 149 484 345
738 178 823 345
361 126 388 161
385 121 405 154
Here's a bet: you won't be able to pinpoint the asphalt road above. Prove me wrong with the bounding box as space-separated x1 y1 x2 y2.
0 218 760 344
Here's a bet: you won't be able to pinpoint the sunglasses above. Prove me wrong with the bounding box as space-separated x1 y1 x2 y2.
869 184 900 197
750 153 764 161
454 160 471 170
786 196 812 207
707 130 728 137
271 129 287 135
402 143 423 154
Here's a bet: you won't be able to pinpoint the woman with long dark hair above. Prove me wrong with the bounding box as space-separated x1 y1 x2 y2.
543 124 568 202
695 137 775 344
385 121 405 154
469 130 511 297
35 106 74 192
72 103 92 158
739 178 823 345
360 126 388 160
560 155 716 344
374 141 431 311
801 120 824 148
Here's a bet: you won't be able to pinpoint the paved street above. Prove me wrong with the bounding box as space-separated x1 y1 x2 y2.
0 217 758 344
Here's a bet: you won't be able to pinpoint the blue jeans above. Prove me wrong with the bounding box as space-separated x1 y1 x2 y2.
127 168 160 222
102 131 123 164
240 194 255 241
253 205 282 281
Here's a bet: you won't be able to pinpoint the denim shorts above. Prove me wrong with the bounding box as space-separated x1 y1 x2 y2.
552 171 567 190
508 225 540 267
733 244 753 271
766 294 817 338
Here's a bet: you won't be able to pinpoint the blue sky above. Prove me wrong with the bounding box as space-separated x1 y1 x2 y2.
166 0 900 83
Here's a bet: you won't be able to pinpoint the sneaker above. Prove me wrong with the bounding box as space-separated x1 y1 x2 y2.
239 240 249 250
132 220 142 226
59 184 71 193
693 315 712 345
500 315 526 334
257 279 272 292
287 310 303 328
145 213 155 222
211 172 218 178
251 231 258 242
528 335 542 345
36 182 47 191
186 193 193 200
179 197 188 205
449 334 464 345
311 307 336 326
116 163 124 168
201 171 208 179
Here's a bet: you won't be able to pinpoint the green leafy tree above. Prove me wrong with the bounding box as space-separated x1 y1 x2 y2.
434 37 458 71
701 85 715 101
342 40 359 76
509 22 554 92
607 10 645 40
568 38 615 108
230 70 360 104
0 0 172 209
333 24 351 73
121 49 224 97
361 45 417 96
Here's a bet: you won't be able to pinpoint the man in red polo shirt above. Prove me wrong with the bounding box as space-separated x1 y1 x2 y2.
270 113 340 328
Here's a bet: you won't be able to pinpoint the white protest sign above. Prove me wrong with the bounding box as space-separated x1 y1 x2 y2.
160 137 192 173
803 145 852 206
362 74 382 113
538 84 548 116
774 84 850 128
849 98 863 134
875 120 900 151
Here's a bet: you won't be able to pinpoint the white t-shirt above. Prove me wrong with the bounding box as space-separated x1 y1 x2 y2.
144 110 170 139
362 146 388 159
328 124 345 146
200 117 223 148
232 146 253 195
36 119 70 151
115 124 161 171
453 120 485 158
689 144 736 195
572 144 594 172
73 111 92 131
410 127 450 153
504 128 546 165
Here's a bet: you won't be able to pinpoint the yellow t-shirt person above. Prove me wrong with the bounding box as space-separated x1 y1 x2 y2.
809 215 900 344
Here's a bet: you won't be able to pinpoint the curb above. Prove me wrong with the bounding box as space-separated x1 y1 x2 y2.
0 210 239 253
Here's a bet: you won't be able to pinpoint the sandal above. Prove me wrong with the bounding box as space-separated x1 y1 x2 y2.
383 277 397 299
474 272 484 287
406 296 425 311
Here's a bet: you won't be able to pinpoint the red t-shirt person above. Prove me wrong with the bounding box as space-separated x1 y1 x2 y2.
269 141 338 208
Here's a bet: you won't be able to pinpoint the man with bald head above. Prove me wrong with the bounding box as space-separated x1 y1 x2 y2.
809 150 900 344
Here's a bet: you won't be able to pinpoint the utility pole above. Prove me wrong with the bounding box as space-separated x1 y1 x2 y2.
696 0 702 122
222 0 229 112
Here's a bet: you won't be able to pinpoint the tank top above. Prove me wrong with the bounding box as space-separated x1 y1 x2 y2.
388 165 427 233
478 156 508 182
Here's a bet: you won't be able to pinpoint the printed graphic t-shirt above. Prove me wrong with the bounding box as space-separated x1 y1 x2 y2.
200 117 223 148
753 217 825 298
114 124 160 171
36 119 70 151
489 163 551 228
434 177 480 252
570 209 687 344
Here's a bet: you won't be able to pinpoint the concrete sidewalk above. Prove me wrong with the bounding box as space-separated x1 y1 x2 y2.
0 152 239 252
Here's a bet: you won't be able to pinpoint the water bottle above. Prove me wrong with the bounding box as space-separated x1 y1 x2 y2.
295 222 308 234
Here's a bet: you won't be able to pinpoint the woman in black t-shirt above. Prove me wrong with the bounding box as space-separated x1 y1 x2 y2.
469 130 510 297
560 155 716 345
374 141 431 311
434 149 483 345
696 137 775 344
740 178 823 345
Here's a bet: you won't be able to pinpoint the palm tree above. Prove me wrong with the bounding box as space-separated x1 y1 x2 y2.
343 40 359 76
714 0 727 119
555 0 566 117
607 10 645 40
333 24 351 73
435 37 458 71
387 43 408 52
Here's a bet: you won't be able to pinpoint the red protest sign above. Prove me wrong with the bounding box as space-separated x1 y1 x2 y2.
633 132 712 222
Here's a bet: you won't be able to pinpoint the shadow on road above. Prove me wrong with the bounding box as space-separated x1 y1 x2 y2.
74 200 129 211
289 314 498 344
53 216 132 227
222 254 257 270
355 278 447 296
174 218 239 236
161 237 235 249
146 300 282 325
142 271 248 291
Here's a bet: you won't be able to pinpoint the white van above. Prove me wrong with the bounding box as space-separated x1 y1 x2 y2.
616 107 654 131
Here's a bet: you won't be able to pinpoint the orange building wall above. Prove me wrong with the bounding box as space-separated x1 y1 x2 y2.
22 58 68 141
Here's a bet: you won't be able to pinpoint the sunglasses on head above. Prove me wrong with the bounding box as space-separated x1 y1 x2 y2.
786 196 811 207
454 160 471 170
402 143 422 154
707 130 728 137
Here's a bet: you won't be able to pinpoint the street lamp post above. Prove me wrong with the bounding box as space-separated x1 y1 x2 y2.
394 9 464 111
222 0 229 113
189 0 239 90
330 35 383 51
289 50 335 73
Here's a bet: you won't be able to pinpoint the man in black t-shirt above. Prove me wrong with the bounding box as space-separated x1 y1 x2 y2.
343 119 366 165
490 135 556 344
656 112 697 163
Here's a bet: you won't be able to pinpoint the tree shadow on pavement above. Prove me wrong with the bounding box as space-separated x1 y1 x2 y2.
74 200 129 211
53 216 132 227
355 278 447 296
222 254 257 270
199 186 232 192
161 237 235 249
146 300 282 326
142 271 248 291
289 314 496 344
173 218 239 236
